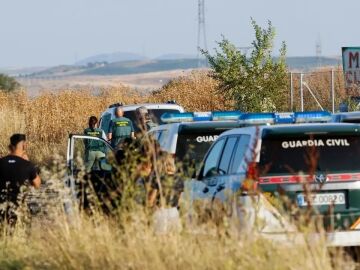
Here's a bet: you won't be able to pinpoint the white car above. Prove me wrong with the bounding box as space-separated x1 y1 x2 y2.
99 102 185 134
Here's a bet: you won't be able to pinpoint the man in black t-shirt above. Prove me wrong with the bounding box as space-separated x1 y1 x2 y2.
0 134 41 225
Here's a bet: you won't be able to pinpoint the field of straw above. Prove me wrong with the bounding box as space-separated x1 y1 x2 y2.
0 70 356 269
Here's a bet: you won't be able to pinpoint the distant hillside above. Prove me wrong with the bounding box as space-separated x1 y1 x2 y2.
75 52 146 65
285 56 341 71
25 56 342 78
155 53 196 60
81 59 206 76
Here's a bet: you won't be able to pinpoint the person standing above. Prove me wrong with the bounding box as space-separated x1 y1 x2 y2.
108 107 135 148
135 106 157 132
0 134 41 226
84 116 107 172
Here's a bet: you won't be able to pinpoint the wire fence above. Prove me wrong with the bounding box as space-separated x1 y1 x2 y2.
288 68 348 112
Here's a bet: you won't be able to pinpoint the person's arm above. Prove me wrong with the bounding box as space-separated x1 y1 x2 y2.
107 121 113 141
22 153 30 161
130 121 135 139
32 175 41 189
101 130 108 140
29 165 41 189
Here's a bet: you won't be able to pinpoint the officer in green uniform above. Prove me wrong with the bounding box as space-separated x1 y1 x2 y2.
108 107 135 148
84 116 106 172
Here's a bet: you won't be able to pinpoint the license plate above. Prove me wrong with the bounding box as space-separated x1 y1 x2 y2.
297 192 345 206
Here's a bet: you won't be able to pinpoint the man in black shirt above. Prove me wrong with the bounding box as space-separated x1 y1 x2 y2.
0 134 41 225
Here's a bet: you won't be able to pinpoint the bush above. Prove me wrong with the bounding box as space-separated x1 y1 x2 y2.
150 71 233 111
202 19 288 112
0 74 20 92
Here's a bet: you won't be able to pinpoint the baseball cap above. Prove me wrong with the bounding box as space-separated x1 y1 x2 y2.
10 134 26 147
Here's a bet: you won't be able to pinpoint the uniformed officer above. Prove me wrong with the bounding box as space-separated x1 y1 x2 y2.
108 107 135 148
84 116 107 172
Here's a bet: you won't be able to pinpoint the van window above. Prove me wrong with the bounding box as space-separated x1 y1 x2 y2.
176 132 223 170
124 109 181 132
259 134 360 175
100 113 112 133
157 130 169 148
230 135 251 174
201 139 225 179
218 137 238 175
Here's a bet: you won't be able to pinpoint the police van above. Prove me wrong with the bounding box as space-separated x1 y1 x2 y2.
189 111 360 245
99 102 185 134
332 111 360 123
149 111 243 175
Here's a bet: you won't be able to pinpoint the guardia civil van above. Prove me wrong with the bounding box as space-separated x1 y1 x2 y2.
189 111 360 245
149 111 243 175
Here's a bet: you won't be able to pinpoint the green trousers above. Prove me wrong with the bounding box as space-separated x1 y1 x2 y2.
85 150 106 172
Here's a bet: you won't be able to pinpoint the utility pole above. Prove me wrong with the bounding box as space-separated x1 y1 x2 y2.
316 34 322 67
197 0 207 67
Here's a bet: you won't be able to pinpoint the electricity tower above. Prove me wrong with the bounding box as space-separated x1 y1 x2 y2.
197 0 207 67
316 34 322 67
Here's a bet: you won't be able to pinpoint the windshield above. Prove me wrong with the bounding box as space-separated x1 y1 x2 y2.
176 132 224 171
259 134 360 176
124 109 180 132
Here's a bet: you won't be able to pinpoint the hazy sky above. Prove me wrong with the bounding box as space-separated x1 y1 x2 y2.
0 0 358 67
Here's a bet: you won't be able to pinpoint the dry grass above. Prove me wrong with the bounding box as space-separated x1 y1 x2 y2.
0 70 356 269
149 71 234 111
0 87 143 163
0 211 346 270
0 69 352 162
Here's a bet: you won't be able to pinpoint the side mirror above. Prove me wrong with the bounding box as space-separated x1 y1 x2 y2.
205 167 218 178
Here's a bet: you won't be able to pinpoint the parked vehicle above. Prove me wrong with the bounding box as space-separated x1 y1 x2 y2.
99 102 185 134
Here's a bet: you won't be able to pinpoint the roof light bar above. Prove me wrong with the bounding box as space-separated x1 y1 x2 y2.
161 111 331 125
161 111 243 123
239 111 331 125
239 113 275 125
294 111 331 123
212 111 243 121
161 112 194 123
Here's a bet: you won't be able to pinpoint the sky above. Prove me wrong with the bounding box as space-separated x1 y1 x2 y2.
0 0 358 67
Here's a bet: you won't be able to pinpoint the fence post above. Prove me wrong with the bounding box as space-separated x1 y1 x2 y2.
300 73 304 112
331 69 335 113
290 72 294 110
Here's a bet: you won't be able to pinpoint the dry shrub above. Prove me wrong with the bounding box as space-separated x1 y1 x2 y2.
0 206 348 270
290 68 346 111
0 69 351 162
0 86 144 163
149 71 233 111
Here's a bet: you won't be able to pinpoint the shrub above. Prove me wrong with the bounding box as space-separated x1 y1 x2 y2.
202 19 288 112
0 74 20 92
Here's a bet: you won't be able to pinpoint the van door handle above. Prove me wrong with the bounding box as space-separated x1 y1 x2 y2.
216 184 225 192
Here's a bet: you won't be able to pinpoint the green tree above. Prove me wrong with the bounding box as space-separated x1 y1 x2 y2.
0 73 20 92
202 19 288 112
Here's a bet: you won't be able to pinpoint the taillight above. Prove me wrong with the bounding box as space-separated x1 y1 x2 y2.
241 178 258 194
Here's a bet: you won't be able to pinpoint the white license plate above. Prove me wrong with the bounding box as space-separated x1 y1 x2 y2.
297 192 345 206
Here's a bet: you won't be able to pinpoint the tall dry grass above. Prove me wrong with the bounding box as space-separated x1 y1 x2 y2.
0 210 347 270
0 87 143 163
149 71 234 111
0 69 351 162
0 71 355 269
